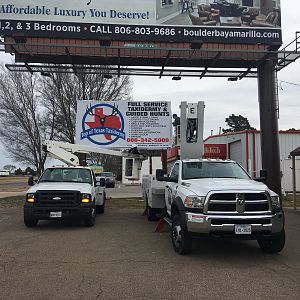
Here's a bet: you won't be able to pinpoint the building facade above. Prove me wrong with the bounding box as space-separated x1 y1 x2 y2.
204 130 300 192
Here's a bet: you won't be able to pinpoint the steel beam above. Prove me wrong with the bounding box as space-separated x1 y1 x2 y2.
257 59 282 197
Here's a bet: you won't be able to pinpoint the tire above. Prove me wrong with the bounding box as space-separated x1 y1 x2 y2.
257 230 285 254
171 215 192 255
146 200 158 222
83 207 96 227
24 215 38 228
96 193 106 214
96 202 105 214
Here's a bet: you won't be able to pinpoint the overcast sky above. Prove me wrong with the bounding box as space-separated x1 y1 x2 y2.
0 0 300 168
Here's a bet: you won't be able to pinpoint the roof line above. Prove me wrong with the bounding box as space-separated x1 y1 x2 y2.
204 130 300 142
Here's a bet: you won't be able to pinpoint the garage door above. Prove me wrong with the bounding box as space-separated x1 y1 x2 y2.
229 141 242 165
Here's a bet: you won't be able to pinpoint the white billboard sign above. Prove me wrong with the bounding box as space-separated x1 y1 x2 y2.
0 0 282 44
0 0 156 25
76 101 172 149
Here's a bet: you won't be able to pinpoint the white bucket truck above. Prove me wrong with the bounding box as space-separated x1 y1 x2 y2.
142 102 285 255
24 141 143 227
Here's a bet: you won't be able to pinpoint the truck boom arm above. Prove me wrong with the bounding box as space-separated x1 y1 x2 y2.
43 140 144 166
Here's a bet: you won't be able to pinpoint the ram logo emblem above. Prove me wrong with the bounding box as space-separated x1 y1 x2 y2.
236 193 245 213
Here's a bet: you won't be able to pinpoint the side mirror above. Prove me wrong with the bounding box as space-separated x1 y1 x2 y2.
260 170 268 179
254 169 268 182
28 175 35 186
156 169 178 183
156 169 166 181
97 177 106 187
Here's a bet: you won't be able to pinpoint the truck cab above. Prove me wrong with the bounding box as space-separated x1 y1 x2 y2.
24 166 106 227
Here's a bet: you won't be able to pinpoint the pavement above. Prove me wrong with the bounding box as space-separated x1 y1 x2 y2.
0 205 300 299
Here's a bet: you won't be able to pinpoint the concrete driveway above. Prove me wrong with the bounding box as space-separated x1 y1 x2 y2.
0 206 299 300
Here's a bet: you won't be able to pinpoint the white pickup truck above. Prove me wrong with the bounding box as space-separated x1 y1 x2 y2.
143 159 285 255
24 166 106 227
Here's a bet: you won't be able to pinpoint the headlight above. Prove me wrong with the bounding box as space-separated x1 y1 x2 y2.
271 196 281 212
26 193 35 203
81 193 92 203
184 196 205 209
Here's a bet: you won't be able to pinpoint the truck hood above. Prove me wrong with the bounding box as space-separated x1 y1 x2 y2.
27 182 93 194
182 178 274 196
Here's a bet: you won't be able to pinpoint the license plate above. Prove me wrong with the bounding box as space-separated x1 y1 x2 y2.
50 211 62 218
235 225 251 235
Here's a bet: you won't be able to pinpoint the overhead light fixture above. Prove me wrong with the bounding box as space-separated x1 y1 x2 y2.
190 40 203 50
103 74 113 79
172 76 182 81
228 77 238 81
99 38 111 47
40 71 52 77
13 34 27 44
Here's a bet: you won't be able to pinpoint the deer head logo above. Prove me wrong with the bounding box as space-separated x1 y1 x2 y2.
81 103 125 146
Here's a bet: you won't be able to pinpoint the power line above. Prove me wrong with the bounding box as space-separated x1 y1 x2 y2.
280 80 300 90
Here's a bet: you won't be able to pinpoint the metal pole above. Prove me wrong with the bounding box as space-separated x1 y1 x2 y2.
292 156 297 210
257 59 282 198
149 156 153 175
161 150 168 174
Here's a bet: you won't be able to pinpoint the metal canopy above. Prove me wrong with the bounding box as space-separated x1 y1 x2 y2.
4 64 258 79
1 32 300 79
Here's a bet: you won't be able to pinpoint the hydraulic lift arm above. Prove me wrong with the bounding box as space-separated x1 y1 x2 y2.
43 140 144 166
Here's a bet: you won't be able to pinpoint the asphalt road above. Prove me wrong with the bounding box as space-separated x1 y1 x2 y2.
0 207 299 300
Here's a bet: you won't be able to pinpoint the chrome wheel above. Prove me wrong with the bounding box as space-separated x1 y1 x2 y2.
171 215 192 254
172 224 182 247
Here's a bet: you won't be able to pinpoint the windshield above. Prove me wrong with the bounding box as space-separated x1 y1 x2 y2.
182 162 250 180
100 172 113 177
39 168 92 184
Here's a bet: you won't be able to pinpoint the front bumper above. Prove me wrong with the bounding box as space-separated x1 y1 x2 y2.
185 211 284 239
24 203 94 220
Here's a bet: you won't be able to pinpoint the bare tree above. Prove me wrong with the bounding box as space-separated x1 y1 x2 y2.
40 68 132 143
0 66 53 175
0 66 132 174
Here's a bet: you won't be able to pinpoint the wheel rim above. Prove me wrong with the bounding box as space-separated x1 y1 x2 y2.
172 224 182 247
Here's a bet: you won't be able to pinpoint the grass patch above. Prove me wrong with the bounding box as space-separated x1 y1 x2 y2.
107 197 144 209
0 195 24 208
282 194 300 208
0 177 28 184
0 195 144 209
1 195 297 209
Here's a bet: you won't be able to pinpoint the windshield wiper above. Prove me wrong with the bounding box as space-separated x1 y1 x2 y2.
214 176 239 179
39 180 58 182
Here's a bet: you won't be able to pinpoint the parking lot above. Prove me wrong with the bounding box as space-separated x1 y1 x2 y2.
0 196 300 300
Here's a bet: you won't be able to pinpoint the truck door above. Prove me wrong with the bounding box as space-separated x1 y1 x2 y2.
92 171 101 205
166 163 179 214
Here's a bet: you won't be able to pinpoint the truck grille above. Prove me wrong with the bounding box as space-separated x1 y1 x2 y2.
35 191 80 207
207 192 270 214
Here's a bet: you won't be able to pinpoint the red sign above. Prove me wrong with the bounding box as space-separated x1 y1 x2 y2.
204 144 227 159
167 146 180 162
